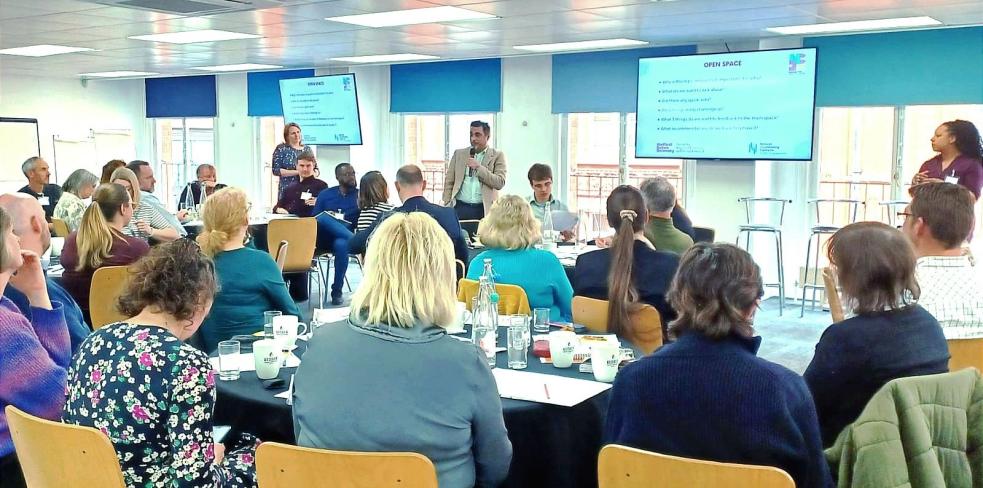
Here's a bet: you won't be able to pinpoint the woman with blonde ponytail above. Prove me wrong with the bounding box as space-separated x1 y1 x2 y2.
573 185 681 342
196 187 299 352
60 184 150 324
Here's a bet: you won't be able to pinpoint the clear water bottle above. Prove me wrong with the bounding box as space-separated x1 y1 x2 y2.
542 201 555 244
481 258 496 289
472 276 498 368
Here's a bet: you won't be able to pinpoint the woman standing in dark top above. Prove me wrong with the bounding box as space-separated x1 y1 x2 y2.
912 120 983 199
271 122 306 199
804 222 949 447
574 186 679 342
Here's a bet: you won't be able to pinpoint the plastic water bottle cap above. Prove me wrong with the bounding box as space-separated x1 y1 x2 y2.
490 293 500 303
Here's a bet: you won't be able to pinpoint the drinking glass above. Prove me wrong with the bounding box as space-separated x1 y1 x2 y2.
507 326 528 369
532 308 551 333
217 340 241 381
510 315 531 347
263 310 282 339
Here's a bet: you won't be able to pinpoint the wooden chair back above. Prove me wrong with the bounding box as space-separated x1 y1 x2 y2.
267 218 317 274
275 240 289 272
5 405 126 488
572 296 664 355
948 337 983 373
457 278 531 315
598 445 794 488
51 218 70 238
256 442 437 488
89 265 131 329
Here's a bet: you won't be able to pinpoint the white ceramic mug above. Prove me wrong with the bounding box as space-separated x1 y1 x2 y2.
590 343 621 383
272 315 308 350
253 339 282 380
449 302 471 333
549 331 577 368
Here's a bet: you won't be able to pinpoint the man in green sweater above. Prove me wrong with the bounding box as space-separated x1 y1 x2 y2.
639 177 693 254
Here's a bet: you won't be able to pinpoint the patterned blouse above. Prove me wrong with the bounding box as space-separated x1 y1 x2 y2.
53 192 88 233
63 322 257 488
271 144 305 199
122 201 173 240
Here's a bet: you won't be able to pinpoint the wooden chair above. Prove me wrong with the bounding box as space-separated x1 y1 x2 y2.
571 296 664 355
455 259 466 280
256 442 437 488
51 218 70 238
598 445 794 488
457 278 531 315
274 240 289 273
267 218 317 306
948 337 983 373
89 265 131 329
5 405 126 488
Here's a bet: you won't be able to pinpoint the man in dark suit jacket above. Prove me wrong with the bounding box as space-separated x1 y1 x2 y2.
351 165 468 265
178 164 227 210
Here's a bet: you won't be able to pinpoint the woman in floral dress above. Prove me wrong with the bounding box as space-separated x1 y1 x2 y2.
62 239 258 487
271 122 306 199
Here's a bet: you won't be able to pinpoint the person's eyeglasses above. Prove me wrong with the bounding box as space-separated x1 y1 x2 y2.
897 211 912 224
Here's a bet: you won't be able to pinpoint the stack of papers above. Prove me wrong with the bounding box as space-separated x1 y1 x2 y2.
492 369 612 407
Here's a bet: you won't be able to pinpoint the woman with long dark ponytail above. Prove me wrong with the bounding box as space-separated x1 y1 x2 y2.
574 185 680 342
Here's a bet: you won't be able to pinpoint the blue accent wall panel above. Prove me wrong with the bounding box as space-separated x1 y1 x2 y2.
805 27 983 106
552 45 697 114
145 75 217 118
391 58 502 113
247 69 316 116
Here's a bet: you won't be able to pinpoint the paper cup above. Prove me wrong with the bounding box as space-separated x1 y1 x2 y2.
549 331 577 368
590 343 620 383
253 339 282 380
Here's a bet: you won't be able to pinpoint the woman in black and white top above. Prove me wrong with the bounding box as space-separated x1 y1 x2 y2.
355 171 395 233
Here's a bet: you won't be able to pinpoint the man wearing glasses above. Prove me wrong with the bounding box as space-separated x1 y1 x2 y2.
442 120 507 223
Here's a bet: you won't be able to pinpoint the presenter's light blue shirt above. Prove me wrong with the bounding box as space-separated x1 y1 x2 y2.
456 150 485 205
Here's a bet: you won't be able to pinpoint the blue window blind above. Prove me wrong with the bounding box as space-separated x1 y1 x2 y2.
552 45 697 114
247 69 316 116
805 27 983 106
145 75 217 118
391 58 502 113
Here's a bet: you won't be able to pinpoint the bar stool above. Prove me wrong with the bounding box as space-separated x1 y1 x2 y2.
800 198 863 317
879 200 910 228
736 197 791 315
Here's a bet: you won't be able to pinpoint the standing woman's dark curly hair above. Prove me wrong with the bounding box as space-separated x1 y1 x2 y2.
117 239 218 325
668 243 764 340
943 119 983 162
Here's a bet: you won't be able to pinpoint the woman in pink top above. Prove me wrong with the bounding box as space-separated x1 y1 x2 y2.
912 120 983 199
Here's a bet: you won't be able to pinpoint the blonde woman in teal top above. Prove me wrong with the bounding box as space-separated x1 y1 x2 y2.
467 195 573 321
196 187 300 352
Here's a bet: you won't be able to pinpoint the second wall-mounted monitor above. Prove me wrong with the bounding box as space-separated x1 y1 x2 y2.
635 47 817 161
279 73 363 145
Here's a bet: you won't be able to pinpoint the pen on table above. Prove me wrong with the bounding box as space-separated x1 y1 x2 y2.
543 383 550 400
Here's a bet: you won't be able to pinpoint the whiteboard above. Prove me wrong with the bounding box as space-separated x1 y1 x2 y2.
0 118 40 195
52 130 135 185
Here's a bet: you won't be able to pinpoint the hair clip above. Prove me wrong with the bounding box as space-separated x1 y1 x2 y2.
619 209 637 221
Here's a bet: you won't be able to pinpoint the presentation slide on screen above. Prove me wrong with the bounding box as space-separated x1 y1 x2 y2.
635 48 816 160
280 74 363 145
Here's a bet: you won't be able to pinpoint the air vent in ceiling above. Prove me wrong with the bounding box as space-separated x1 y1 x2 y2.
88 0 285 15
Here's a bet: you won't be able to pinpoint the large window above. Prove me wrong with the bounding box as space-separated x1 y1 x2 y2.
403 113 495 203
154 118 214 211
563 112 685 222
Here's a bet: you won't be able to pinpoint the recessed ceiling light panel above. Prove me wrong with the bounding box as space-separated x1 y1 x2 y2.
80 71 159 78
326 6 496 28
129 29 260 44
330 53 439 63
192 63 283 72
513 38 648 52
0 45 95 57
766 16 942 35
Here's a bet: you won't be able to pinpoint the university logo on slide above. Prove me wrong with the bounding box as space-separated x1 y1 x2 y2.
748 142 758 155
788 53 807 73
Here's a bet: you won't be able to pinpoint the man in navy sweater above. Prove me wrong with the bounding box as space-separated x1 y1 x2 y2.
350 165 468 267
312 163 359 306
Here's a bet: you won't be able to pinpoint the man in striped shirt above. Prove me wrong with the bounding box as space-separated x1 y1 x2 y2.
902 182 983 338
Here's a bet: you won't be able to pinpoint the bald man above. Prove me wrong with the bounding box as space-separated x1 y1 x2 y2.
0 193 89 352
